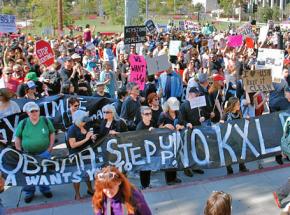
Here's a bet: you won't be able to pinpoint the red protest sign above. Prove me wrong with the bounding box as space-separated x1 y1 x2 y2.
245 37 254 48
35 40 55 67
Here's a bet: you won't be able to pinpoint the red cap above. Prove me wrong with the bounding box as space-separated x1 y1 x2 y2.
213 74 225 82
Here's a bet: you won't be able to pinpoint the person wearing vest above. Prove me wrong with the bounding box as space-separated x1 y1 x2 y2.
15 102 55 203
92 166 152 215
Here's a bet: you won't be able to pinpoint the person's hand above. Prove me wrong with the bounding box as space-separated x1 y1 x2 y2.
199 117 205 123
176 124 184 131
86 131 94 140
109 130 119 135
47 146 53 153
219 120 225 124
140 97 145 103
186 123 193 129
164 124 175 130
91 134 97 141
149 127 154 131
210 112 215 118
245 115 250 120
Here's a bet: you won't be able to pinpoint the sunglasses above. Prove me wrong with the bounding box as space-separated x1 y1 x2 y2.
143 112 152 116
30 110 39 113
73 104 80 108
97 172 119 181
103 111 112 114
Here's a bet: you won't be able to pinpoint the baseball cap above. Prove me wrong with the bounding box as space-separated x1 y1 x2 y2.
189 87 200 94
64 56 73 62
167 97 180 111
71 53 81 59
213 74 225 82
25 72 38 81
198 72 208 83
26 80 36 89
96 81 105 86
23 102 40 112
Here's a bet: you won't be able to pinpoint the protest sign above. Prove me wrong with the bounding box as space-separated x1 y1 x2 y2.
245 37 254 49
184 20 199 31
227 35 243 47
237 22 254 38
144 19 158 34
129 54 147 90
157 24 168 33
146 54 171 75
1 109 289 186
256 48 284 82
258 25 269 44
35 40 55 67
124 26 146 44
242 69 274 93
169 40 182 56
179 20 185 31
0 14 16 33
189 96 207 109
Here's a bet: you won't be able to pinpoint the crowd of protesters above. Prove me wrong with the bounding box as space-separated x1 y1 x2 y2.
1 21 290 213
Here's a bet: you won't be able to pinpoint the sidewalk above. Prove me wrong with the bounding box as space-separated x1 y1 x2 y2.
3 158 289 215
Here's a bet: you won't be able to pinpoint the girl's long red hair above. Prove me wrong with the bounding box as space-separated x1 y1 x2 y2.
92 166 135 214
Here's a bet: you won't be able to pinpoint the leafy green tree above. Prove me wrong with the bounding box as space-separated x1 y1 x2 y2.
257 6 273 23
219 0 233 16
1 5 16 14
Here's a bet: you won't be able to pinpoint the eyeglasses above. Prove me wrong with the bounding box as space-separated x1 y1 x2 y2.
97 172 119 181
143 112 152 116
73 104 80 108
30 110 39 113
103 111 112 114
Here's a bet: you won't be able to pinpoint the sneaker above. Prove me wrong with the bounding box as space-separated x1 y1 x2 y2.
258 164 264 169
239 164 249 173
273 192 282 208
42 191 53 198
192 169 204 174
276 156 284 165
24 195 34 203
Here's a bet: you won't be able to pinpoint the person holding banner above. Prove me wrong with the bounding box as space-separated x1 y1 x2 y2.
96 104 128 138
15 102 55 203
67 110 96 200
92 166 152 215
136 106 154 189
220 97 249 175
158 97 184 185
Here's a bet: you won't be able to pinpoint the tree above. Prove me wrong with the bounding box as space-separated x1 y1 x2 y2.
219 0 234 16
257 6 273 23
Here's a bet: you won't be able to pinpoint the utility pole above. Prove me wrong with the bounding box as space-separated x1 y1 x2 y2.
146 0 148 20
57 0 63 38
280 0 284 21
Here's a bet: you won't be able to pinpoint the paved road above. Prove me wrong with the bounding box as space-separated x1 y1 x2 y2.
2 157 290 215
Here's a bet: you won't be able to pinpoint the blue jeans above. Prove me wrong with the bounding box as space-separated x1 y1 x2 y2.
23 151 51 197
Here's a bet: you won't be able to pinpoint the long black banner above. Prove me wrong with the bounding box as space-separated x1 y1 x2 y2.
0 105 289 186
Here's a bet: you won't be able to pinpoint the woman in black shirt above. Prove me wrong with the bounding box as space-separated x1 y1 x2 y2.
96 104 127 138
147 92 162 128
67 110 96 200
136 106 154 189
158 97 185 185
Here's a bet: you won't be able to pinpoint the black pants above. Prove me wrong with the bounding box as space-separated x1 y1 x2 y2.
140 171 151 188
165 170 177 183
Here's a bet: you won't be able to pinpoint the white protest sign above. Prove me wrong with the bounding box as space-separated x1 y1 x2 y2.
184 20 199 31
146 54 171 75
0 14 16 33
169 40 181 56
256 48 284 82
189 96 207 109
258 25 269 44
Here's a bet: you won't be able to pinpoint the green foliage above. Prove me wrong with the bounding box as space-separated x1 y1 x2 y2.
1 5 17 15
272 6 281 21
256 5 281 23
219 0 233 16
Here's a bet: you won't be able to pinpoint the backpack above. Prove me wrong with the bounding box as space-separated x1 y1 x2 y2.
19 116 50 138
281 117 290 157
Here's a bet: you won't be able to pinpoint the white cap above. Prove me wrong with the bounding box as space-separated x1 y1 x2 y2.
23 102 40 112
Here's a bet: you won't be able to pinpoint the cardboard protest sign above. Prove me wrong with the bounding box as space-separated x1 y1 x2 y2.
144 19 158 34
256 48 284 82
169 40 182 56
242 69 274 93
237 22 254 38
245 37 254 49
124 26 146 44
184 20 199 31
258 25 269 44
146 54 171 75
157 24 168 33
35 40 55 67
227 35 243 47
179 20 185 31
129 54 147 90
0 14 16 33
189 96 207 109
